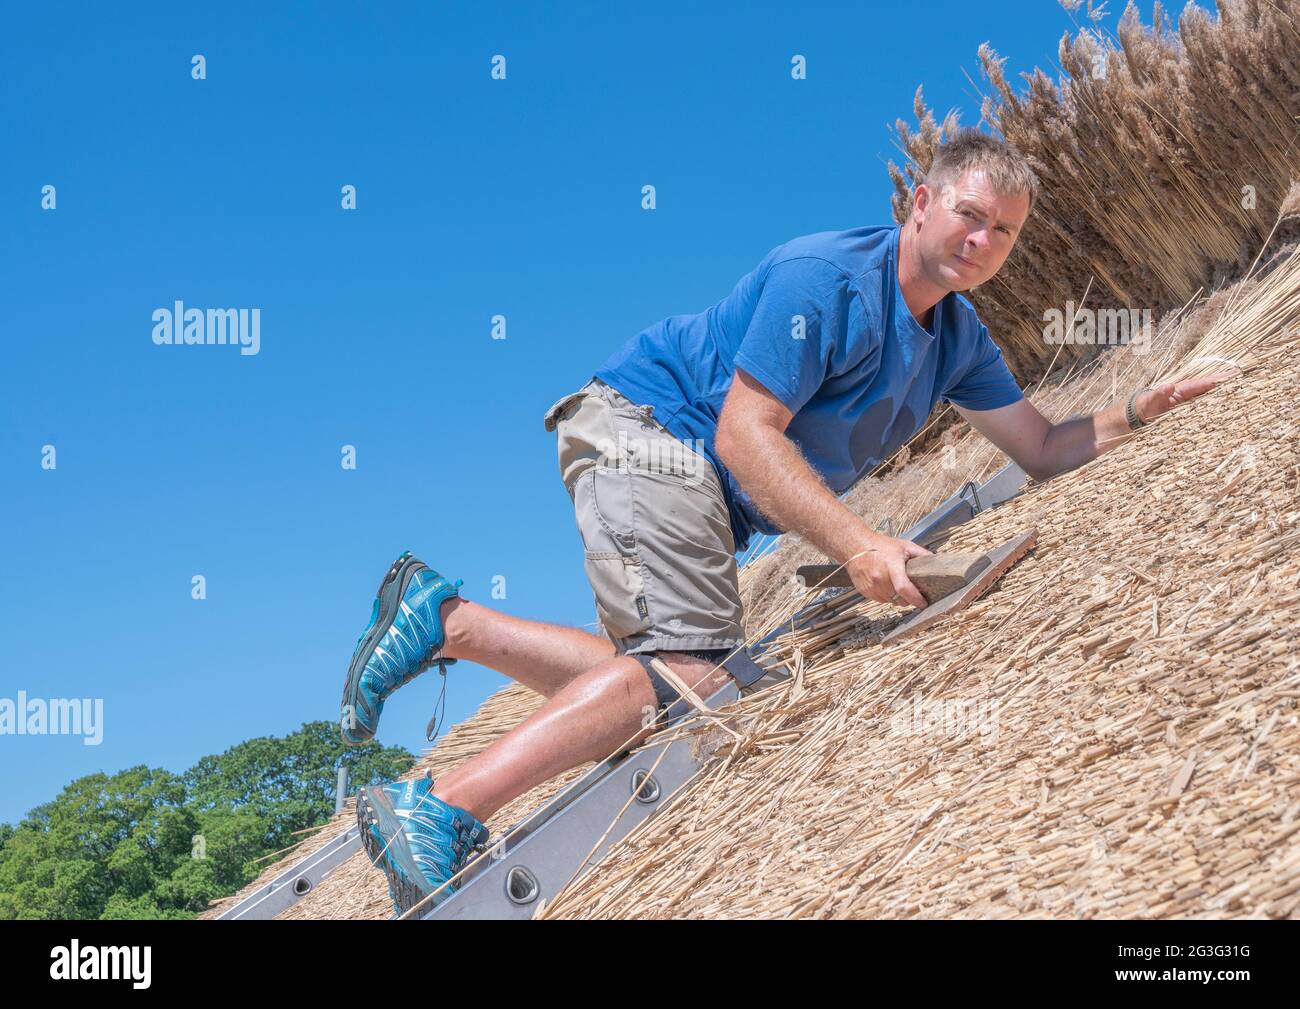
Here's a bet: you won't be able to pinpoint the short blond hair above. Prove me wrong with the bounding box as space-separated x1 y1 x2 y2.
925 128 1039 217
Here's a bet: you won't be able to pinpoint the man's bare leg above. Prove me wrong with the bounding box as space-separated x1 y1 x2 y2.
438 597 617 697
430 651 730 822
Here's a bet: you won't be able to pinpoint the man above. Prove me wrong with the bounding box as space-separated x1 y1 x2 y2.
341 128 1226 915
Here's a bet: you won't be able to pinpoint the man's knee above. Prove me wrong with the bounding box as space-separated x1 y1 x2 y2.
661 650 732 698
631 649 731 717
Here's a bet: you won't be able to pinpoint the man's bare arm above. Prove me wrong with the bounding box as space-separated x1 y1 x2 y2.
954 373 1233 482
715 368 931 607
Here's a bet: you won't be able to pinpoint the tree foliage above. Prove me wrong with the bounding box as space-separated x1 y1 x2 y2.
0 722 414 919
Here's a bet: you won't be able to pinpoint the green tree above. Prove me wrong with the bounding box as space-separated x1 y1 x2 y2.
183 721 414 851
0 720 415 919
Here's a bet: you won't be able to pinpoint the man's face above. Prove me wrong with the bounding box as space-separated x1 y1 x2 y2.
912 168 1029 291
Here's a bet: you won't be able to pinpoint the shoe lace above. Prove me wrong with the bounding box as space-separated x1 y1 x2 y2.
424 656 451 743
373 574 461 718
370 633 449 699
407 808 475 881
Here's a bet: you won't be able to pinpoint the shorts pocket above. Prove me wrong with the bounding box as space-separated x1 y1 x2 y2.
573 467 651 640
543 388 590 433
632 428 730 518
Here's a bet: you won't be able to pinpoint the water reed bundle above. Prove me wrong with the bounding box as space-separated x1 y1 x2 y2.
888 0 1300 383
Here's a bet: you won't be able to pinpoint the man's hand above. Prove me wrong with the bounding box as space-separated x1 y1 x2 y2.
1135 372 1237 422
842 529 933 608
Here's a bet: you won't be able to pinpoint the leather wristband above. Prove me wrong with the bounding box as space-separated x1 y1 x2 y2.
1125 388 1152 430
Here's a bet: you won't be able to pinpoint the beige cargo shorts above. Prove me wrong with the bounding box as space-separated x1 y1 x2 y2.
542 377 746 658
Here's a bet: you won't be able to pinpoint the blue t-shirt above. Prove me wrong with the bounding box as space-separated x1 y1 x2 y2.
592 224 1024 552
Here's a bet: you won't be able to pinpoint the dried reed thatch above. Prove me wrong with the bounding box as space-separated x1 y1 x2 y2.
206 225 1299 921
533 234 1300 920
887 0 1300 383
204 2 1300 921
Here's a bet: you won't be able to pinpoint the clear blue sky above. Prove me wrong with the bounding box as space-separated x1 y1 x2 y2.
0 1 1186 826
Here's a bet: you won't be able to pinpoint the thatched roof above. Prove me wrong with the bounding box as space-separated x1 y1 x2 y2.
206 0 1300 918
532 238 1300 920
206 231 1300 919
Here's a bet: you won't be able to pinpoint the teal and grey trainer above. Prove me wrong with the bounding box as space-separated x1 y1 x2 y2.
340 552 463 745
357 771 489 917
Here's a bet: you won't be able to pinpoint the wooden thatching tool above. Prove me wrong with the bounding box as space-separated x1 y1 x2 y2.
794 529 1038 644
797 551 990 601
